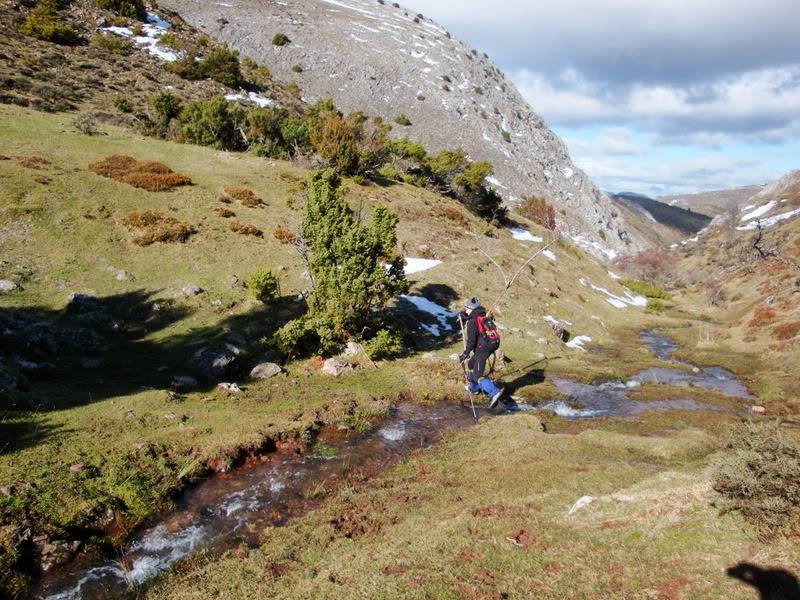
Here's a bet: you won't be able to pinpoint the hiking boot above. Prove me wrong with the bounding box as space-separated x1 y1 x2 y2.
488 388 503 409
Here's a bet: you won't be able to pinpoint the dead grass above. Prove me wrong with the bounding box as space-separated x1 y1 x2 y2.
272 226 296 244
224 186 262 207
89 155 192 191
121 210 196 246
441 205 468 228
229 220 262 237
214 207 235 218
773 322 800 340
748 307 777 328
15 155 49 169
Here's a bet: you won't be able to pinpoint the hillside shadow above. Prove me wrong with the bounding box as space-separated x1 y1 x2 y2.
0 290 305 419
727 562 800 600
0 417 69 454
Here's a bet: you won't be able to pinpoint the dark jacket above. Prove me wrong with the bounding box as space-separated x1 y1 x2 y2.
461 306 487 358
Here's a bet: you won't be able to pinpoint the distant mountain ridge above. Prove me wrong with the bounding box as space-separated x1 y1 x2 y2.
657 185 764 217
158 0 649 258
610 192 712 235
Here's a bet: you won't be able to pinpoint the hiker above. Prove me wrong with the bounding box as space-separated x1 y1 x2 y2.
459 297 504 408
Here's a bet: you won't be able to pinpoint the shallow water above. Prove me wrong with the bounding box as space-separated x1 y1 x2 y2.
35 403 478 600
525 329 754 419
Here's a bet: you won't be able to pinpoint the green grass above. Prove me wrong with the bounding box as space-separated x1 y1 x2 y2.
622 278 671 300
147 414 800 599
0 106 777 596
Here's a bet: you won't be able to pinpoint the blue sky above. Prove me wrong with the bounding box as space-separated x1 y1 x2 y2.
417 0 800 196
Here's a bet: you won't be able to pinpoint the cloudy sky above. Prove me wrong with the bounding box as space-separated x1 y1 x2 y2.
419 0 800 196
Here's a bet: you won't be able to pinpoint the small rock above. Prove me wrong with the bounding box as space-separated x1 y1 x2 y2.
342 341 364 356
69 463 84 473
163 412 178 420
568 495 594 515
36 539 82 572
0 485 14 497
171 375 198 391
750 405 766 414
449 353 461 362
692 366 701 374
250 362 282 379
182 284 204 296
321 357 354 377
765 295 775 305
227 275 240 287
16 359 40 371
115 271 129 281
217 382 242 393
125 410 136 419
157 366 170 372
211 299 223 307
0 280 18 294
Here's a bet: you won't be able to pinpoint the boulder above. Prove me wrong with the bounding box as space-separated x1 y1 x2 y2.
250 362 282 379
182 284 204 296
35 538 82 572
0 280 18 294
190 344 242 381
322 357 354 377
342 341 364 356
217 382 242 393
171 375 198 391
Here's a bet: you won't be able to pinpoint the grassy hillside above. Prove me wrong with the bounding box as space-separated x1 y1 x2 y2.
0 105 694 595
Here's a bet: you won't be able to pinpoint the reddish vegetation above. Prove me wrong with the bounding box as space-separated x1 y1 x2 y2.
214 207 235 218
474 569 497 586
121 210 196 246
773 322 800 340
89 155 191 191
653 576 689 600
616 248 674 282
383 565 409 576
16 155 49 169
471 503 524 518
519 195 556 230
272 226 297 244
329 500 388 538
505 528 535 548
224 186 263 207
748 307 777 328
228 221 263 237
442 205 468 227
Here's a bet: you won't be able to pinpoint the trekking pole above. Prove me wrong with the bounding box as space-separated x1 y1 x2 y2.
457 313 478 422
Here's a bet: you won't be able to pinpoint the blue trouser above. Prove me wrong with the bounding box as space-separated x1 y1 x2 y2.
466 348 500 397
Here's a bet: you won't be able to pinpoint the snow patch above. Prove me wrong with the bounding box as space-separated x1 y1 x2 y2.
740 200 776 221
736 208 800 231
542 250 556 261
224 91 274 107
565 335 592 350
607 271 621 280
400 295 455 337
508 227 542 243
571 235 618 261
403 257 441 275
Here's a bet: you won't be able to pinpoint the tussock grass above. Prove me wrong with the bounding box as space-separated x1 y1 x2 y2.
229 220 262 236
89 155 192 191
223 186 263 207
121 210 196 245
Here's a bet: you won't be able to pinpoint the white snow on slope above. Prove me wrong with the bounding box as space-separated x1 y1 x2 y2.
100 13 178 61
543 315 572 327
508 227 542 242
608 271 621 280
736 208 800 231
579 277 647 309
565 335 592 350
224 91 275 107
400 295 455 337
542 250 556 261
571 235 618 261
740 200 777 222
403 257 442 274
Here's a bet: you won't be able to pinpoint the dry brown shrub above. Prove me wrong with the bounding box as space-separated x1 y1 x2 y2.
16 155 49 169
518 195 556 230
89 155 191 191
229 221 262 237
121 172 192 191
272 226 296 244
442 205 468 227
749 307 777 328
214 207 236 218
224 186 262 207
122 210 196 246
773 322 800 340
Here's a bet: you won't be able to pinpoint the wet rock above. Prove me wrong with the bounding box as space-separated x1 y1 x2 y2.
35 538 82 572
250 362 282 379
0 280 18 294
182 284 204 296
190 344 242 381
217 382 242 394
171 375 198 391
342 341 364 356
322 357 355 377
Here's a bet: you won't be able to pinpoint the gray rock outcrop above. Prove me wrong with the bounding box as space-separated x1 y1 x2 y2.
161 0 647 257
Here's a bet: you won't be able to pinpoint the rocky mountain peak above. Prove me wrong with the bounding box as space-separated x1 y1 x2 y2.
160 0 647 258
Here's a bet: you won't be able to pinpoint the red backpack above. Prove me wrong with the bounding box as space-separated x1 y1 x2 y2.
476 314 501 350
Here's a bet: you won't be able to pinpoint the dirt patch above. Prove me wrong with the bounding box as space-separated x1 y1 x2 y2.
471 503 524 518
505 529 535 549
457 547 478 564
653 576 689 600
383 564 409 575
329 500 390 539
474 568 497 586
